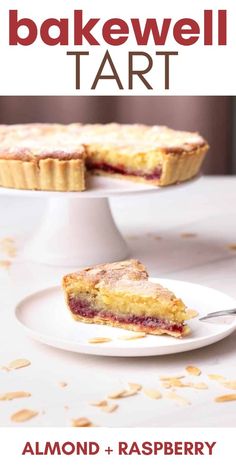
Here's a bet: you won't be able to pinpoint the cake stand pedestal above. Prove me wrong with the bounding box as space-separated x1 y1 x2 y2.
0 175 199 267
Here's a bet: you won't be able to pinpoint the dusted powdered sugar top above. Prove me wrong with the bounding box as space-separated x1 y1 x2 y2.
99 278 175 300
78 259 148 284
0 123 207 161
0 123 85 160
79 123 206 153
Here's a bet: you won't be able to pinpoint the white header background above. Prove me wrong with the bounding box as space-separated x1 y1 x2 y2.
0 0 235 95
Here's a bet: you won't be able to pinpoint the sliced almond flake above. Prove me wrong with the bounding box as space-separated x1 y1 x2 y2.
168 379 189 387
0 391 31 401
72 417 93 427
90 400 108 407
180 232 198 238
120 389 138 398
1 237 14 244
101 404 118 413
108 389 126 399
191 382 208 390
161 379 190 389
118 333 146 340
160 375 185 381
221 381 236 390
161 381 172 389
0 365 10 372
0 238 17 258
208 374 226 381
8 358 31 370
0 260 11 269
185 365 201 376
215 394 236 403
165 391 191 406
88 337 112 344
11 409 38 423
59 381 68 388
128 383 142 392
143 388 162 399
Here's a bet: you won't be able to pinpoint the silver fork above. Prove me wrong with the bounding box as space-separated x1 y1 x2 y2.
200 308 236 321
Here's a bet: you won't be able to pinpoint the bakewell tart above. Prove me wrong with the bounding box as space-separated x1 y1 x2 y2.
0 123 209 191
62 259 195 338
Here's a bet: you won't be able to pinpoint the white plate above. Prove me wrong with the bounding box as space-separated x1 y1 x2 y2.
15 278 236 357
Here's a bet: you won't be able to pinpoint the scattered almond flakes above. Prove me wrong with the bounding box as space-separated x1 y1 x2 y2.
8 358 31 370
221 381 236 390
108 389 126 399
0 391 31 401
180 233 197 238
0 260 11 270
101 404 118 413
11 409 38 423
165 391 191 406
72 417 93 427
118 333 146 340
59 381 68 388
227 244 236 251
208 374 226 382
90 400 108 407
128 383 142 392
88 337 112 344
215 394 236 403
186 365 201 376
143 388 162 400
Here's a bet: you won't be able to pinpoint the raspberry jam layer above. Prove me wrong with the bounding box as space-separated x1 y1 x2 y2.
86 161 162 180
68 296 184 334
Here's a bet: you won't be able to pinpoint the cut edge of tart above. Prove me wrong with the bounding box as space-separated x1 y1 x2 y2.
62 259 195 338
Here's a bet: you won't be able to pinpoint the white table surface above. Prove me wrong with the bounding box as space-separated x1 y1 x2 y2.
0 176 236 427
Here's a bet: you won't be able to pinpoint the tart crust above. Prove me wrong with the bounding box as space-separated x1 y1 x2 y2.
0 158 85 191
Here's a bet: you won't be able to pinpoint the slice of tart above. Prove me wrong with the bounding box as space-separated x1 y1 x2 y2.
0 123 86 191
62 259 194 338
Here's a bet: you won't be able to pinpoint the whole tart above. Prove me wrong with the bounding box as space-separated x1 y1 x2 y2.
62 259 195 338
0 124 86 191
0 123 209 191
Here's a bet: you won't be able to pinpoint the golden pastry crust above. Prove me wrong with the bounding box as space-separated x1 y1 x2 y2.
0 123 208 191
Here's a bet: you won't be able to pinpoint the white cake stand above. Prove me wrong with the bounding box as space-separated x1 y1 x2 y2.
0 175 199 267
